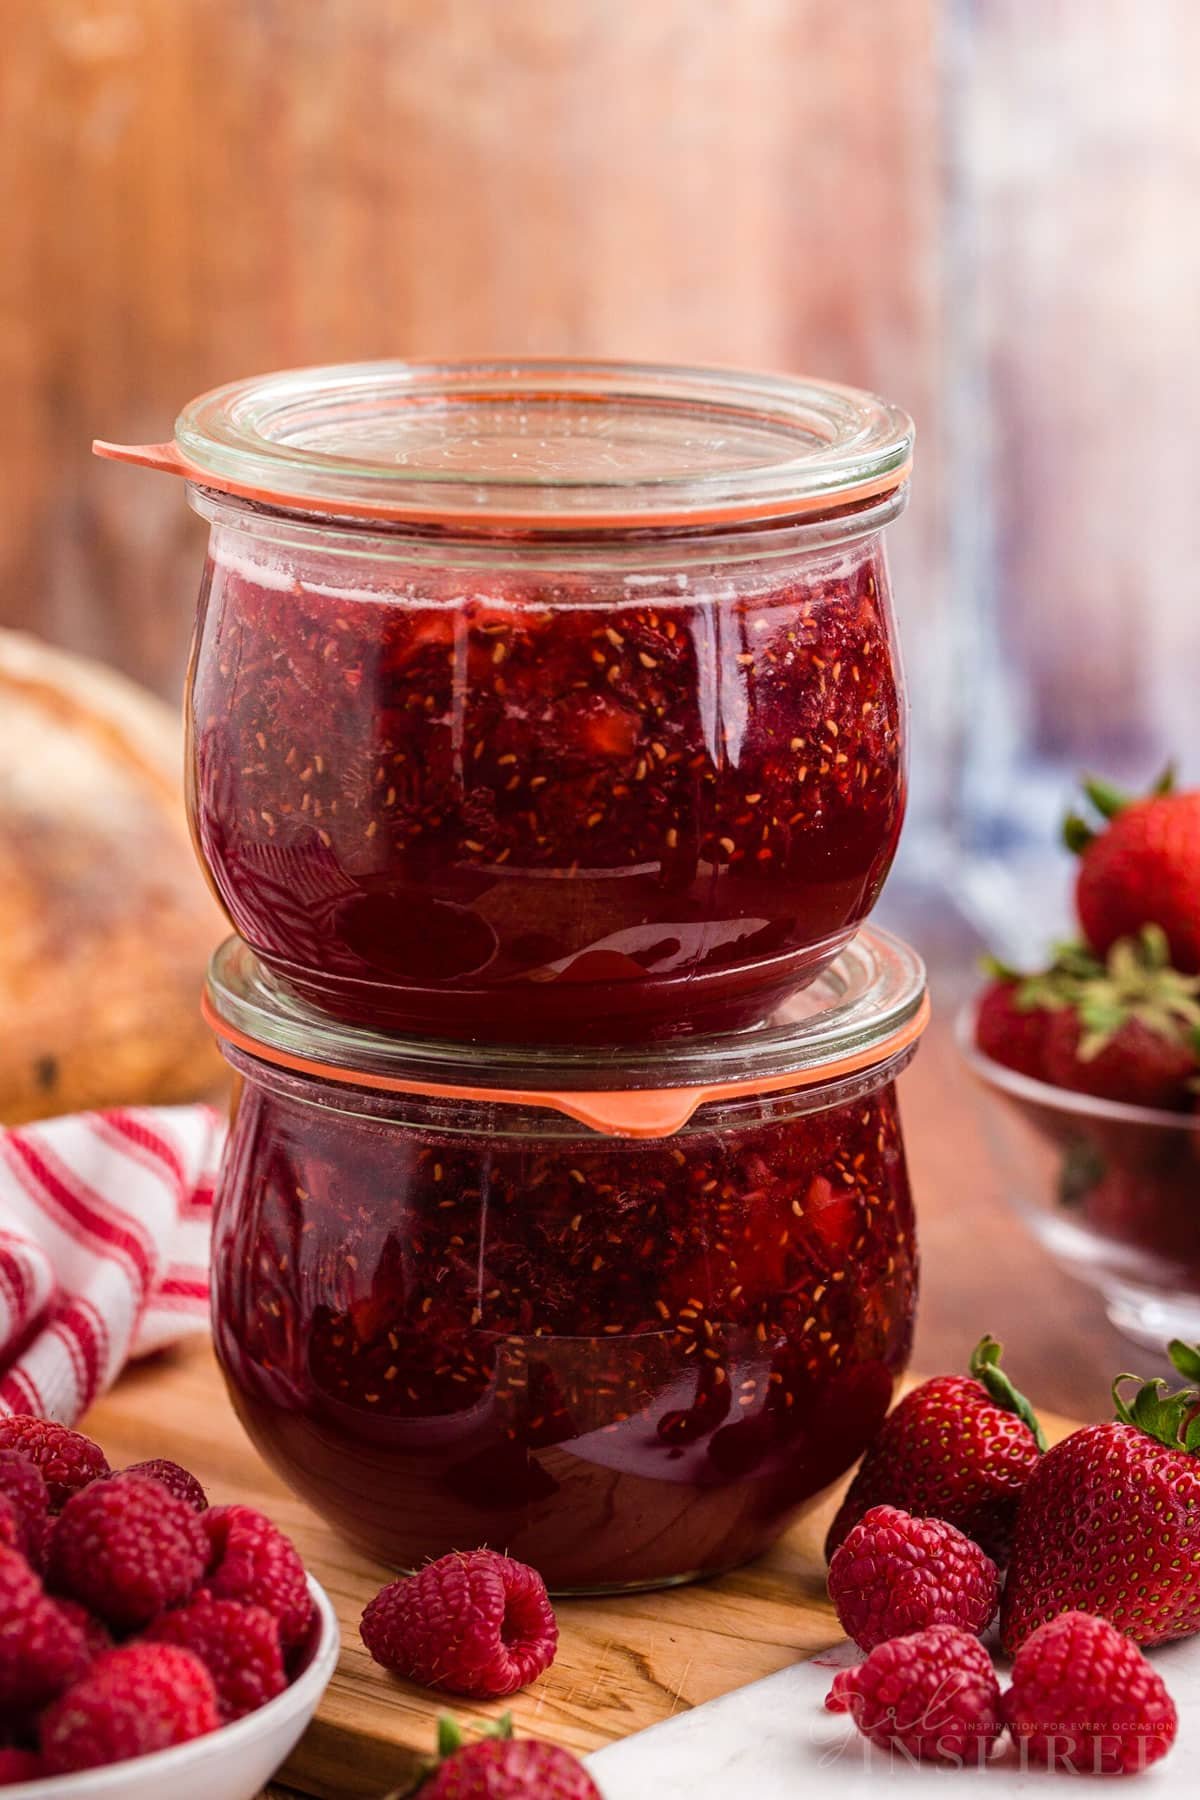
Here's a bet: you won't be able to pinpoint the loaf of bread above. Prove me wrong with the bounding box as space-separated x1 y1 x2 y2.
0 630 225 1124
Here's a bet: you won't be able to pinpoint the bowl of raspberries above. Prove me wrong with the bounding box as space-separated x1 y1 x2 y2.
0 1413 339 1795
963 770 1200 1349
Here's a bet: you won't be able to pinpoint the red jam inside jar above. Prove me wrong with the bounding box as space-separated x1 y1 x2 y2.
206 928 927 1591
175 361 913 1042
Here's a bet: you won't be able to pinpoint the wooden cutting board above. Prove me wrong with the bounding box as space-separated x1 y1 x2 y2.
82 1340 1074 1800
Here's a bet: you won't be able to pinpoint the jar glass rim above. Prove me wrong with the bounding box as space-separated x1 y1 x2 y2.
167 358 913 531
187 477 908 568
205 926 927 1102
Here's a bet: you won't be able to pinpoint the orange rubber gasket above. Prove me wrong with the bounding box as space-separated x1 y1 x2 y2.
201 990 930 1139
93 437 911 531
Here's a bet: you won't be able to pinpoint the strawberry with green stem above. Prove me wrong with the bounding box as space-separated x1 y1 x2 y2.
974 960 1059 1082
825 1335 1045 1567
1066 765 1200 974
1038 927 1200 1108
1001 1338 1200 1652
391 1714 600 1799
975 941 1110 1084
976 927 1200 1109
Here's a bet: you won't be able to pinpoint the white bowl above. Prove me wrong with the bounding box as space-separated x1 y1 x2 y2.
10 1574 339 1800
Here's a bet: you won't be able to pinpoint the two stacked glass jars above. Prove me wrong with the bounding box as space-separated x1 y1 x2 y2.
102 359 925 1591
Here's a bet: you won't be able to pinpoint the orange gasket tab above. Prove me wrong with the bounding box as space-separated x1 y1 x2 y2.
201 991 930 1140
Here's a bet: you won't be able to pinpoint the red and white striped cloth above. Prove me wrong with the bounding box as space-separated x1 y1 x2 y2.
0 1106 223 1425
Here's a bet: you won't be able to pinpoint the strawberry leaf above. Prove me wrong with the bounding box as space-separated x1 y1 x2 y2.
1065 764 1176 855
1063 812 1096 855
1037 928 1200 1060
980 952 1022 983
1113 1372 1200 1451
977 942 1104 1015
1050 941 1108 978
1168 1340 1200 1383
969 1335 1047 1450
396 1714 516 1795
1083 776 1131 821
436 1717 465 1759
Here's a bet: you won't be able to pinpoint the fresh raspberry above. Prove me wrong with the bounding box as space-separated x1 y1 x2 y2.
48 1473 208 1629
39 1643 219 1775
203 1505 313 1649
361 1549 558 1698
0 1546 90 1711
0 1451 50 1566
56 1598 112 1662
424 1737 601 1798
123 1458 208 1513
1004 1611 1177 1775
826 1623 1004 1764
0 1417 108 1510
827 1505 1000 1652
0 1749 44 1785
0 1501 25 1562
145 1595 286 1721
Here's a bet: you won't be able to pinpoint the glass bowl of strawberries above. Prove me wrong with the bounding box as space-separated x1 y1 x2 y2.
962 771 1200 1351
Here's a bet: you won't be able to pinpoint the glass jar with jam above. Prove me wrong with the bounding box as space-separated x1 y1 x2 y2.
100 360 913 1043
203 925 927 1592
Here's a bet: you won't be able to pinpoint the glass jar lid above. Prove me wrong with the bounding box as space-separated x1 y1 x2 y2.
204 927 928 1138
95 359 913 532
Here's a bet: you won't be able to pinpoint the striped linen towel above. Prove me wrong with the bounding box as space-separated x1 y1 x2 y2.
0 1106 223 1424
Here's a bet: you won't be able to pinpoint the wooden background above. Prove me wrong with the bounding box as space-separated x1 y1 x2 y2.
6 0 1199 846
2 0 950 798
0 0 1189 1412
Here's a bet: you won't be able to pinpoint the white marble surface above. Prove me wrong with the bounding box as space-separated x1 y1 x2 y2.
587 1633 1200 1796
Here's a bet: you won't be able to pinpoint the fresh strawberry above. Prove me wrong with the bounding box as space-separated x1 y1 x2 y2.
1038 929 1200 1108
1066 768 1200 973
1001 1338 1200 1652
979 928 1200 1108
1080 1159 1200 1271
973 942 1106 1084
974 975 1054 1081
399 1714 601 1798
825 1335 1045 1567
1042 1009 1199 1109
